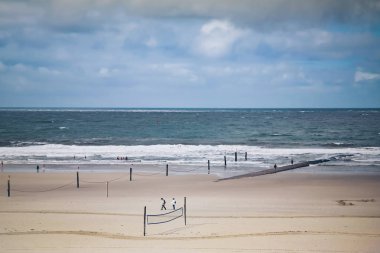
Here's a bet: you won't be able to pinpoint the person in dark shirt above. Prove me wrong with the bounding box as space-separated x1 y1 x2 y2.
161 198 166 210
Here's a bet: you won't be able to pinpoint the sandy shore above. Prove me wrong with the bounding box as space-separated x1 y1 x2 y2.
0 171 380 252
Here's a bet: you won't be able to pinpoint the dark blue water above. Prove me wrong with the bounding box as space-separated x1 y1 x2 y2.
0 108 379 147
0 108 379 173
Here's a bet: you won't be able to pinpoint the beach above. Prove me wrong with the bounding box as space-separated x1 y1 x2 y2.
1 170 379 252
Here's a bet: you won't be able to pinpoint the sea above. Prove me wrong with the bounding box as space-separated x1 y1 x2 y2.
0 108 379 176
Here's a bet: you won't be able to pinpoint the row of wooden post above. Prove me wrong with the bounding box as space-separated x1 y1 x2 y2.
6 152 250 197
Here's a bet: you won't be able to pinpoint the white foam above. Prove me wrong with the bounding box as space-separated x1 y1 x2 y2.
0 144 379 167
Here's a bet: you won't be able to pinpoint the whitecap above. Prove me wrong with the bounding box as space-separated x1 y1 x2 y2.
0 144 379 170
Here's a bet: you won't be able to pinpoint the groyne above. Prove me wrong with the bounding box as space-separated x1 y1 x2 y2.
218 155 348 181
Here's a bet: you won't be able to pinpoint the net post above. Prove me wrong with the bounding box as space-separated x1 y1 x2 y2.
76 171 79 188
106 181 109 198
143 206 147 236
208 160 210 174
224 156 227 167
130 168 132 181
184 197 187 226
166 164 168 176
7 175 10 197
235 152 237 162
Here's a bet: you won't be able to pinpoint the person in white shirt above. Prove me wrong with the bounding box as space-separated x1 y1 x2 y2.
171 198 176 210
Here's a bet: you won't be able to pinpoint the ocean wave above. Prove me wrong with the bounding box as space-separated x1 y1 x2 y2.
323 142 355 147
10 141 50 147
0 144 379 168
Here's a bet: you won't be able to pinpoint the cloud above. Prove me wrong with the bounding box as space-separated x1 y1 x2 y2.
195 20 245 57
98 67 119 78
3 0 379 35
91 1 380 28
145 37 158 48
355 70 380 82
0 1 379 107
0 61 5 71
149 63 200 83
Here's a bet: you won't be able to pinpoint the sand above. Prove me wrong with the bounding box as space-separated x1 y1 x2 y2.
0 170 380 252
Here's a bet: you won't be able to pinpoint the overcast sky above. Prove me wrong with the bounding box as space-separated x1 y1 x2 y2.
0 0 380 108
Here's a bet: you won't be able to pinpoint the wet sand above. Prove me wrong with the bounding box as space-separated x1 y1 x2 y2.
0 171 380 252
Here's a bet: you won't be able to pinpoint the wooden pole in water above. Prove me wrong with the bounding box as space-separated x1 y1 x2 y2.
143 206 147 236
76 172 79 188
7 176 10 197
235 152 237 162
245 152 247 161
130 168 132 181
224 156 227 167
106 181 109 198
184 197 187 226
208 160 210 174
166 164 168 176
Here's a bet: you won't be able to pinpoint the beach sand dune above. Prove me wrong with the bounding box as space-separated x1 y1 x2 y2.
1 172 380 252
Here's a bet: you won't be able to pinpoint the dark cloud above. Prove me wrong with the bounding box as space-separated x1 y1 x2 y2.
1 1 380 32
115 0 380 27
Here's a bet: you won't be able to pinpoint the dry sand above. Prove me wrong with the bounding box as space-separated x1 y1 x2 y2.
0 171 380 252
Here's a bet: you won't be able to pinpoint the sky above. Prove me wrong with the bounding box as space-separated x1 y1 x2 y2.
0 0 380 108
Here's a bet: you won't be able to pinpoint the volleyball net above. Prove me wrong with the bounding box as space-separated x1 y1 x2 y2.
147 207 183 225
144 197 187 236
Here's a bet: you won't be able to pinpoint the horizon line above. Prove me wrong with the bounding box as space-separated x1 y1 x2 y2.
0 107 379 110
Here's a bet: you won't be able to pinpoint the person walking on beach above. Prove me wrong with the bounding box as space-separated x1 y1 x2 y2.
36 165 40 173
291 159 294 165
172 198 176 210
274 163 277 172
161 198 166 210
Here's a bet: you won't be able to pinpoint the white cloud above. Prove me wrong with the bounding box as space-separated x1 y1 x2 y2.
355 70 380 82
195 20 245 58
38 66 61 75
149 63 200 83
0 61 5 71
13 63 29 72
145 37 158 48
98 67 119 77
99 67 109 77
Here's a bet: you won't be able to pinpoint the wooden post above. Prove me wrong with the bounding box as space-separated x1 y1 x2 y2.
166 164 168 176
245 152 247 161
130 168 132 181
7 176 10 197
224 156 227 167
235 152 237 162
207 160 210 174
184 197 187 226
106 181 109 198
76 171 79 188
143 206 147 236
